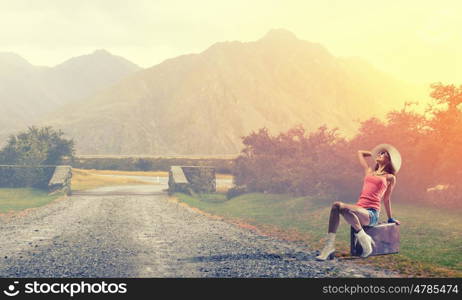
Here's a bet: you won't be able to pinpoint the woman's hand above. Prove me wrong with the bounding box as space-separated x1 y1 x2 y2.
388 217 401 225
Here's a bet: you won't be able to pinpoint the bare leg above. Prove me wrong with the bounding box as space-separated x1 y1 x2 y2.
339 203 371 231
328 202 342 233
338 203 375 257
317 202 341 260
327 201 371 232
320 202 374 260
340 207 363 231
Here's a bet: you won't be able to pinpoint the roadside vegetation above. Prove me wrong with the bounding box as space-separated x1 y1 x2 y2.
0 188 65 214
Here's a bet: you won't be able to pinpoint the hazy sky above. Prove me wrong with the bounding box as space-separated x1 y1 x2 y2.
1 0 460 86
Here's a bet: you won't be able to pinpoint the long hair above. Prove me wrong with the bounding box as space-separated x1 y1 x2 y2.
374 151 396 175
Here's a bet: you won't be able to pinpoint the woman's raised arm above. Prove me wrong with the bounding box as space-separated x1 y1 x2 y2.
357 150 372 175
383 176 401 225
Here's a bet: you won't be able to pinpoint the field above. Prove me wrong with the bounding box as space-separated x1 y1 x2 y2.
174 191 462 277
70 168 155 191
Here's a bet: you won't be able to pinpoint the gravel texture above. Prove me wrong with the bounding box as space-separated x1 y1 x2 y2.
0 180 401 278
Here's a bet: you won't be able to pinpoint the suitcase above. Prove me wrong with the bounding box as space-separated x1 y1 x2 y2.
351 222 400 256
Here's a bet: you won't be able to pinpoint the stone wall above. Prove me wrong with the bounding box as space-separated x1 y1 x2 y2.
168 165 216 194
182 166 216 193
168 166 191 195
48 165 72 195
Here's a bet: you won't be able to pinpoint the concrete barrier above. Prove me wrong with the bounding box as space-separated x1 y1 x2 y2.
168 165 216 194
48 165 72 195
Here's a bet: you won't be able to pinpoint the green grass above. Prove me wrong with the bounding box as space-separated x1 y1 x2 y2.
0 188 65 213
175 191 462 277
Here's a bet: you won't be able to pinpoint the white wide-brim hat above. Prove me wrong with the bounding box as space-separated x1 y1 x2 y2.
371 143 402 173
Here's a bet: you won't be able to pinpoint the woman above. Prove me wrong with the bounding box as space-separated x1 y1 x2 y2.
315 143 402 261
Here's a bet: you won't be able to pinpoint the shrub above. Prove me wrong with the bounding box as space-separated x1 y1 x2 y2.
226 185 247 199
0 126 74 165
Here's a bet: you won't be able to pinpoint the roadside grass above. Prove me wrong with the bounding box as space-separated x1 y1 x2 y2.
71 168 154 191
0 188 64 213
174 191 462 277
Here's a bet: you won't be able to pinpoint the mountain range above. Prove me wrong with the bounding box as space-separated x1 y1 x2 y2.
2 29 425 155
0 49 140 140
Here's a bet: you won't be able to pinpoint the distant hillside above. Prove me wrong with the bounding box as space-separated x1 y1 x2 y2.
0 50 140 141
45 49 141 105
39 29 424 155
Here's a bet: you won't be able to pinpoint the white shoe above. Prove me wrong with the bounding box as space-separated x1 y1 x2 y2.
354 229 375 258
316 247 335 261
316 233 336 261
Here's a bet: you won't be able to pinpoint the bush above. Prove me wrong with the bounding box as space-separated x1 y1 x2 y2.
135 158 154 171
226 185 247 199
0 126 74 165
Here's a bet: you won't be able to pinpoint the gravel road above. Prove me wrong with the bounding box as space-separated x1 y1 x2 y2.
0 178 400 278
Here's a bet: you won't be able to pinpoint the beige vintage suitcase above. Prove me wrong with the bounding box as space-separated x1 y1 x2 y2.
350 222 400 256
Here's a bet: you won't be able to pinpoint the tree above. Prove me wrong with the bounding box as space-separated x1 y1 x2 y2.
233 124 351 198
425 83 462 185
0 126 75 165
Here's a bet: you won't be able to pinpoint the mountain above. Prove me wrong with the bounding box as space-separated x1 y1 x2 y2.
45 49 141 105
0 50 140 140
39 29 422 155
0 52 49 133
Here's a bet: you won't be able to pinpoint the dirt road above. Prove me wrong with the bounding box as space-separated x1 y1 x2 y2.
0 178 399 277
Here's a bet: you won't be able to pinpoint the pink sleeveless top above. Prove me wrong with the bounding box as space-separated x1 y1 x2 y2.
356 174 388 211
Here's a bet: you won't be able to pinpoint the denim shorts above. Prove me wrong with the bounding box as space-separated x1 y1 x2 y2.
366 208 379 226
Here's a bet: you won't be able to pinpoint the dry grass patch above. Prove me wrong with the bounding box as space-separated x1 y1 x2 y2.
71 169 153 191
